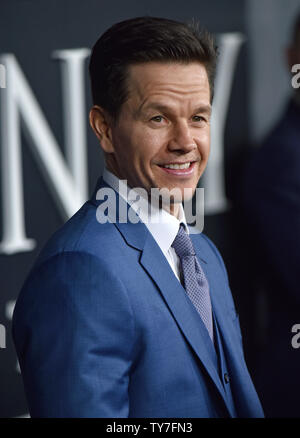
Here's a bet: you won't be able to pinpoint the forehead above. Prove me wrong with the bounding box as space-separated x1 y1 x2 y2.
126 62 210 104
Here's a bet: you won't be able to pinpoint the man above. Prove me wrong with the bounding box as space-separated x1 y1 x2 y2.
242 13 300 417
12 16 263 418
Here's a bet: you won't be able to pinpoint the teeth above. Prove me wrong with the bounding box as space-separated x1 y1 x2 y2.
163 162 191 169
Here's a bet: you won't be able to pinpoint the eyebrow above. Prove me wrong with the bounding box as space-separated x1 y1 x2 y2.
138 102 212 117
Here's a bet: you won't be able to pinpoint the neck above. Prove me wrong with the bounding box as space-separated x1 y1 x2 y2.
161 202 180 218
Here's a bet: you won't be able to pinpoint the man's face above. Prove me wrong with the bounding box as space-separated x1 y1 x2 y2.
106 62 211 205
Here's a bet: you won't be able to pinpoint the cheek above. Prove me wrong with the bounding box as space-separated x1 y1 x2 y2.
113 130 139 164
135 131 163 165
197 130 210 156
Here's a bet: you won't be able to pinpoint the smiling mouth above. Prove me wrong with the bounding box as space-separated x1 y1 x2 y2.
162 162 192 169
158 161 198 175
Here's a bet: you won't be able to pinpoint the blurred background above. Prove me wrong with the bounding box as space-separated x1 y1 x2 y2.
0 0 300 418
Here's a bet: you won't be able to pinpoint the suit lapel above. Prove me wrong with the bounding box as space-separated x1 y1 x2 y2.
190 233 241 353
139 232 234 416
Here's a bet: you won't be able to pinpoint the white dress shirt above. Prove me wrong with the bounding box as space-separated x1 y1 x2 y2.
102 167 189 282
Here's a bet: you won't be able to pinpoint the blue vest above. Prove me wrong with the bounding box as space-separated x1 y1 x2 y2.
202 310 237 417
189 303 238 417
213 311 238 417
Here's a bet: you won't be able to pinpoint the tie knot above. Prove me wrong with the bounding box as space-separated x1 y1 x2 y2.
171 224 195 258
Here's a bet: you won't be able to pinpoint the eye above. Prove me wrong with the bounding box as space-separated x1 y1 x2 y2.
150 115 164 123
192 115 206 123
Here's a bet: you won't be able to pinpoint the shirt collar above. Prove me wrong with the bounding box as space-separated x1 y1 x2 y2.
102 167 189 256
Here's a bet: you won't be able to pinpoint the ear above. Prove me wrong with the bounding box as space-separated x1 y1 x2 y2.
89 105 114 153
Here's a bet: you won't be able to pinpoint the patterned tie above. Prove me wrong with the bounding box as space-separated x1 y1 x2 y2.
172 224 214 342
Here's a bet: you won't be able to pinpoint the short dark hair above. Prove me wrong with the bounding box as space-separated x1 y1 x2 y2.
89 16 218 120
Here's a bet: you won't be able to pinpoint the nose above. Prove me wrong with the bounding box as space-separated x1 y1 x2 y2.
168 121 197 153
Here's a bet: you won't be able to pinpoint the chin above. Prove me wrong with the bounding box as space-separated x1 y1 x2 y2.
167 186 196 204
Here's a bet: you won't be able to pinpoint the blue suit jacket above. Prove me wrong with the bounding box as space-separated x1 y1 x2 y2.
12 177 264 418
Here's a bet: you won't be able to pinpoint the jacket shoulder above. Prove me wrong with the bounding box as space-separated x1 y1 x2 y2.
34 199 123 269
